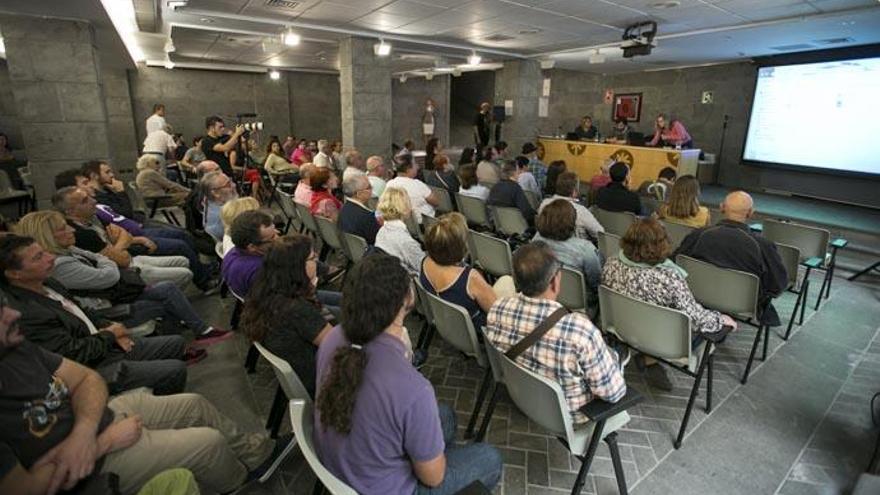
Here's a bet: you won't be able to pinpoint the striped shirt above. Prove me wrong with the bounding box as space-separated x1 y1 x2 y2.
486 294 626 423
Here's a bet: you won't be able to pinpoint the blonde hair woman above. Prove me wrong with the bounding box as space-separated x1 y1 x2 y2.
657 175 710 227
135 154 190 207
219 197 261 256
375 187 424 276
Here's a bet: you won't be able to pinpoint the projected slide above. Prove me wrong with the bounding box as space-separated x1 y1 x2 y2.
742 56 880 176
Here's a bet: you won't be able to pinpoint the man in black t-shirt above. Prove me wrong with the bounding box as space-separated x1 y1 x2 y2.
473 102 492 148
595 162 643 215
201 115 245 178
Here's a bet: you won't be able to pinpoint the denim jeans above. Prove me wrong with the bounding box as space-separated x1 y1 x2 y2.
97 334 187 396
414 403 503 495
144 227 212 287
125 281 210 334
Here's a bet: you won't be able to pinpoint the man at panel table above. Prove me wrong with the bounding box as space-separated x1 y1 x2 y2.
648 113 693 149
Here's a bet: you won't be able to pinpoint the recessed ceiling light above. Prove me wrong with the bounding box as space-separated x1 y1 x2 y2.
281 28 300 46
374 40 391 56
467 52 482 65
199 17 214 23
518 28 541 35
650 1 680 8
269 69 281 80
167 1 188 10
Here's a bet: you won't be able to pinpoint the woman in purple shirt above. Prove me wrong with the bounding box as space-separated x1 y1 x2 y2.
314 254 501 495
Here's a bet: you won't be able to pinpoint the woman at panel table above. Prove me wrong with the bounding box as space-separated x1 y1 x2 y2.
648 113 693 148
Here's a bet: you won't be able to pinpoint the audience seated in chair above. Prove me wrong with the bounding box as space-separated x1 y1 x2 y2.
485 242 626 423
387 156 439 222
314 254 502 495
340 174 380 245
656 175 710 227
543 160 567 198
374 188 425 276
514 155 541 197
0 235 188 396
674 191 788 326
420 212 498 329
602 217 737 390
199 171 239 242
309 167 341 221
241 235 339 398
293 163 316 207
54 187 193 288
588 160 611 197
425 154 460 198
521 142 547 191
135 154 190 208
457 164 490 201
221 210 278 298
0 297 291 495
341 149 367 183
595 162 643 215
16 211 230 346
264 138 298 182
487 162 536 225
538 171 604 240
219 197 260 257
476 147 501 186
366 155 387 199
81 160 147 224
638 166 677 203
532 200 602 312
57 169 218 292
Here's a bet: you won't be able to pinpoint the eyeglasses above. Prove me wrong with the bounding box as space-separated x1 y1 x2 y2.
211 180 233 190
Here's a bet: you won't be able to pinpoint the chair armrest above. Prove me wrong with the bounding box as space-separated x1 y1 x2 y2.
749 223 763 233
831 238 848 249
580 388 643 422
703 324 734 344
802 257 822 269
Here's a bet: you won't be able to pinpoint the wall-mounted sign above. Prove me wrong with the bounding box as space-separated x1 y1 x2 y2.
701 91 714 104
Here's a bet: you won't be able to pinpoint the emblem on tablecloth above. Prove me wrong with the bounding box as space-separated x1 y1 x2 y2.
567 143 587 156
610 149 634 168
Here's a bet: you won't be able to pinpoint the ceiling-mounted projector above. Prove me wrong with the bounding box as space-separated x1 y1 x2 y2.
621 21 657 58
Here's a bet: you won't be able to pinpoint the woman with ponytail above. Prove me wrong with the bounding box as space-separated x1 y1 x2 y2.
314 254 502 495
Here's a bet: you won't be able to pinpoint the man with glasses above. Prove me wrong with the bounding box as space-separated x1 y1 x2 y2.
220 210 278 298
339 174 379 245
199 171 239 241
484 242 627 425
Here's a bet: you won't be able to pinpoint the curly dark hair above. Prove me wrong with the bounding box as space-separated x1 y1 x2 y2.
241 234 315 343
620 217 672 265
316 254 412 434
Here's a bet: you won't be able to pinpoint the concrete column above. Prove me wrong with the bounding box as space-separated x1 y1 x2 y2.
0 15 111 205
339 36 392 159
496 60 542 153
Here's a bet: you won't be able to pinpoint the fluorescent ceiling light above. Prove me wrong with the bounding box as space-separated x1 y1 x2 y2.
282 28 300 46
99 0 145 62
374 40 391 56
467 52 482 65
269 69 281 80
0 37 5 58
167 1 188 9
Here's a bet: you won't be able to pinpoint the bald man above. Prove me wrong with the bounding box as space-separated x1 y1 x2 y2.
674 191 788 326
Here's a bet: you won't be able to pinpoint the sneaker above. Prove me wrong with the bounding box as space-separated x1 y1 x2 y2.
192 327 234 347
644 364 674 391
412 349 428 369
185 348 207 365
614 345 631 369
245 433 297 484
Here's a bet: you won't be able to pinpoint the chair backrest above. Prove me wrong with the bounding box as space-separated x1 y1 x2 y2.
294 202 319 234
661 220 696 249
127 181 148 212
428 185 454 213
289 400 358 495
490 340 575 444
341 232 368 264
412 277 434 323
761 219 829 262
315 216 344 251
423 290 486 367
592 207 635 237
599 285 692 363
277 190 299 223
492 206 529 236
775 242 801 290
404 213 423 241
558 267 588 312
254 342 312 404
597 231 621 260
456 194 492 228
676 254 760 320
468 230 513 278
422 213 439 233
524 190 541 210
0 170 17 191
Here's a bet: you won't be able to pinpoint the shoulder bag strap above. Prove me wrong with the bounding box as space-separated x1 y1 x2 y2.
434 171 450 190
505 307 569 359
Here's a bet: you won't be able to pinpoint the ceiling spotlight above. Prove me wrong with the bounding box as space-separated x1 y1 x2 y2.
374 39 391 56
589 49 605 64
164 38 176 53
399 74 407 83
281 28 300 46
269 69 281 80
167 1 188 9
425 70 434 81
452 68 462 77
467 52 482 65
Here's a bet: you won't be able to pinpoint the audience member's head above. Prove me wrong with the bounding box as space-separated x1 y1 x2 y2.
53 186 96 221
343 174 372 203
402 139 414 151
581 115 593 127
344 150 365 171
317 253 412 434
377 187 412 222
432 154 450 172
229 209 277 254
395 157 418 179
494 141 508 157
366 156 384 177
241 234 316 343
521 142 538 156
459 147 476 166
544 160 567 195
153 103 165 116
200 171 237 204
81 160 115 188
220 197 261 235
299 163 316 185
266 138 283 156
658 167 677 183
424 212 468 266
514 155 529 170
609 162 630 184
536 199 577 242
317 139 330 154
136 154 163 172
721 190 754 223
500 161 518 181
426 137 440 154
0 285 24 348
13 211 74 254
655 113 667 130
555 171 580 199
615 118 628 130
600 159 613 177
620 217 671 266
512 241 561 298
197 160 220 176
664 175 701 219
205 115 225 135
480 102 491 112
458 164 479 190
0 235 53 287
310 167 337 193
54 169 89 191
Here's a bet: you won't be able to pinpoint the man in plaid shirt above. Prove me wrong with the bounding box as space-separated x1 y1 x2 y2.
485 242 626 424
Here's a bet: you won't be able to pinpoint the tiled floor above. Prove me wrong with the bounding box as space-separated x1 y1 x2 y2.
185 270 880 495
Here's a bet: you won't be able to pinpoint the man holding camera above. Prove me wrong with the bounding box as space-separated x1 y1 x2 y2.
201 116 245 178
